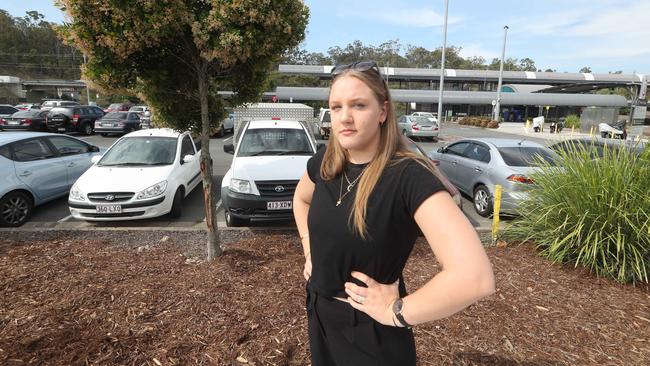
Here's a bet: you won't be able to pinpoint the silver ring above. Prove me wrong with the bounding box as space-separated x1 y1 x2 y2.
357 296 365 304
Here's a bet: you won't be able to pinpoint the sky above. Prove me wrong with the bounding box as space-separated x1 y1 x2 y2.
3 0 649 74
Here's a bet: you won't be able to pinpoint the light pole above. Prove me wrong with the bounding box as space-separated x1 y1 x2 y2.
494 25 508 122
437 0 449 128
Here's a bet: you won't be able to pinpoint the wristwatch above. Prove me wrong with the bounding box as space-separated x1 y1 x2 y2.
392 298 412 329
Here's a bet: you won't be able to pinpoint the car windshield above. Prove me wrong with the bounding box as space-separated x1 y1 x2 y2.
48 107 73 116
409 116 431 124
238 128 313 157
98 136 177 166
108 103 123 109
417 113 434 118
498 147 558 166
104 112 127 119
12 110 41 118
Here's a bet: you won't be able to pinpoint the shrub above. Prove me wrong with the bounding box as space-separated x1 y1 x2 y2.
487 121 499 129
564 114 581 129
503 140 650 284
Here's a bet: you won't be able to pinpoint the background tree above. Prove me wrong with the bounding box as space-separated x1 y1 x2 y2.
579 66 592 73
57 0 308 260
0 9 81 80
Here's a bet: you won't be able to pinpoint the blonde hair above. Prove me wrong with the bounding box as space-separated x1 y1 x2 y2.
321 66 444 239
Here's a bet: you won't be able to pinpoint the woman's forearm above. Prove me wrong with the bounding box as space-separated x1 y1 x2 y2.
400 267 495 326
293 196 310 257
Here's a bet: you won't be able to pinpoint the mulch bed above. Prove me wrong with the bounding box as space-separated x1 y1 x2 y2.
0 232 648 365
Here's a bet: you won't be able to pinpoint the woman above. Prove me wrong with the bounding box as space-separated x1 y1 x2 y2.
293 61 495 366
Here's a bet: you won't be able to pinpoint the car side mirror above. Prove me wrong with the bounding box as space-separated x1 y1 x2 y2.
223 143 234 154
89 145 100 153
181 154 195 165
91 155 101 164
437 147 445 153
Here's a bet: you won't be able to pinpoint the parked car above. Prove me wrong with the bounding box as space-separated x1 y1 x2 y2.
428 138 558 217
94 111 142 136
0 132 103 226
212 115 235 137
68 128 201 221
403 136 462 208
549 138 646 159
397 115 439 141
14 103 40 111
411 111 438 124
40 100 80 111
103 103 132 113
0 110 49 131
0 104 19 119
46 105 105 135
221 119 318 226
128 105 150 114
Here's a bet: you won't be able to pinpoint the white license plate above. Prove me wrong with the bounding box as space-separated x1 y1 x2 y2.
8 121 19 125
96 205 122 214
421 126 432 130
267 201 292 210
57 128 66 132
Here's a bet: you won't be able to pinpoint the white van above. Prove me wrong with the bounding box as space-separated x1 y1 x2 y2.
221 119 320 226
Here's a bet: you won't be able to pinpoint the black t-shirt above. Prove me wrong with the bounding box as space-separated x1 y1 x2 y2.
306 148 448 298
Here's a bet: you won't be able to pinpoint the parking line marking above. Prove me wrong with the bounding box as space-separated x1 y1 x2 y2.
224 136 233 142
58 215 73 223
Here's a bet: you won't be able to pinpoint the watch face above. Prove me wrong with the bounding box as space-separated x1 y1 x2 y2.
393 298 403 313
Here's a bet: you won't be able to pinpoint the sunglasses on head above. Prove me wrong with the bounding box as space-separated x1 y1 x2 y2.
331 61 381 76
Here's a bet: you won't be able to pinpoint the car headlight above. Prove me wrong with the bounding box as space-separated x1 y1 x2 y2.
69 183 86 201
229 178 252 194
136 180 167 200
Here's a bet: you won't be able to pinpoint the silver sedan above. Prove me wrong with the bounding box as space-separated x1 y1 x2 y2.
427 138 558 217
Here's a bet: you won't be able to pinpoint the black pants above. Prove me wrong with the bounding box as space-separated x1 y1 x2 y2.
306 282 416 366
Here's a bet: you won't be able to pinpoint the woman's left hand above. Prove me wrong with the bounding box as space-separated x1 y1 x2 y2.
344 271 400 326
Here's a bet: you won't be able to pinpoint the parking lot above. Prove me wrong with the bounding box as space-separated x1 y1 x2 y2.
14 122 533 230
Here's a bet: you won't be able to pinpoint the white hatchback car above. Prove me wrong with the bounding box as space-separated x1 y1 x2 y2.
68 128 201 221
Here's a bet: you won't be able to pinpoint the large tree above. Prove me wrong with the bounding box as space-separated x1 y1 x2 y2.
56 0 308 259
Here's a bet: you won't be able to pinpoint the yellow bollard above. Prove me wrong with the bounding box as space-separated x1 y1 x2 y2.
492 185 502 245
571 126 575 138
525 120 530 133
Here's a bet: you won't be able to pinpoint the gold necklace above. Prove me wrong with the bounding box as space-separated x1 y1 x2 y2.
336 169 365 207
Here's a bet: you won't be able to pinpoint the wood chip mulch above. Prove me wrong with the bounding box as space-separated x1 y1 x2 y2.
0 233 648 365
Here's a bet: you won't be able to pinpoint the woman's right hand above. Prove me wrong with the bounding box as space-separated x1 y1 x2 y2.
303 254 312 281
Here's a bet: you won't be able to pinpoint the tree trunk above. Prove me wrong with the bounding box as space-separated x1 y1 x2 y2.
198 63 222 260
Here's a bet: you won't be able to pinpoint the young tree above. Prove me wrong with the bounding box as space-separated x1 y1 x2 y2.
56 0 308 259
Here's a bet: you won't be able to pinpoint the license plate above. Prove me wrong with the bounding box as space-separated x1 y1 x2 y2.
96 205 122 214
8 121 19 125
267 201 292 210
421 126 432 130
57 128 66 132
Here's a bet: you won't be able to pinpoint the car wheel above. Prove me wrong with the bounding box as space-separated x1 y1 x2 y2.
402 129 408 136
0 191 33 227
218 128 225 138
82 122 93 135
225 210 247 227
600 132 608 138
168 188 183 219
473 185 493 218
125 126 134 134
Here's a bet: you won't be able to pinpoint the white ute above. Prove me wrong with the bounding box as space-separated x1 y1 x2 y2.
221 119 319 226
68 128 202 221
